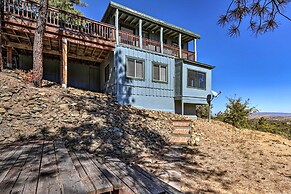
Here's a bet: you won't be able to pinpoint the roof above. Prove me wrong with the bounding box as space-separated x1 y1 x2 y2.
177 59 215 69
102 1 200 40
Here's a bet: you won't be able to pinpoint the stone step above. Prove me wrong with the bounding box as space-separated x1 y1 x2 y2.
169 136 190 145
172 128 191 136
172 120 191 127
173 126 192 130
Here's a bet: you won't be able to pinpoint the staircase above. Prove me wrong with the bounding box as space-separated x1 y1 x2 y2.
169 120 192 145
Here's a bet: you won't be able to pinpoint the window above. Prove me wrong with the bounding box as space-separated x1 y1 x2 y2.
105 64 110 82
121 26 135 34
152 63 168 83
126 57 145 79
187 69 206 89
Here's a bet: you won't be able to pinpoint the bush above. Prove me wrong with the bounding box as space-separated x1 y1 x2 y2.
196 105 210 119
216 96 257 128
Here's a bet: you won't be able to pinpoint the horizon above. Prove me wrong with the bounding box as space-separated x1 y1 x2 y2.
77 0 291 114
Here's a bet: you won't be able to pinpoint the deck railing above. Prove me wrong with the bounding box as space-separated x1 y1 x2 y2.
163 44 180 58
3 0 116 41
119 31 140 47
182 49 195 61
142 38 161 53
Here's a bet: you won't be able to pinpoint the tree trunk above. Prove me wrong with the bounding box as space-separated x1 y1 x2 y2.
0 0 4 72
33 0 48 87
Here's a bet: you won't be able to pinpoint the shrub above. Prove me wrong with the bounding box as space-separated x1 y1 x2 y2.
196 105 210 119
216 96 257 128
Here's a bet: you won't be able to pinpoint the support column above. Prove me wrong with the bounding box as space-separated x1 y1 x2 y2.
160 27 163 54
181 101 184 116
179 33 182 58
7 46 12 68
194 39 197 61
61 38 67 88
115 9 119 45
139 19 142 48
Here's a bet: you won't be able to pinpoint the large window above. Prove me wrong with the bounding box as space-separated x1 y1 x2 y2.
152 63 168 83
126 57 145 79
187 69 206 89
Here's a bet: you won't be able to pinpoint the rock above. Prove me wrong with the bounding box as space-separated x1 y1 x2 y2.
0 108 6 114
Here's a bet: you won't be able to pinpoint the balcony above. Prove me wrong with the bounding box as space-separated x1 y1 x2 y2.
118 31 196 61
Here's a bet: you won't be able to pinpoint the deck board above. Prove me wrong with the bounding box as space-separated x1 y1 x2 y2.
0 144 26 184
69 151 96 194
37 142 61 194
75 151 114 193
21 141 44 194
104 158 152 194
0 141 181 194
0 143 33 193
54 141 87 194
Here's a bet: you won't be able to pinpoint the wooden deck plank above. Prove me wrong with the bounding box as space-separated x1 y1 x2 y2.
111 159 165 194
0 144 25 184
37 142 61 194
0 145 19 166
0 143 34 194
54 141 87 194
90 156 124 190
75 150 114 193
132 165 183 194
69 151 96 194
12 141 44 194
103 159 151 194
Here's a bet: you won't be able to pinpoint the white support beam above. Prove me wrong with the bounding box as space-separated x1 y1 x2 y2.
115 9 119 45
179 33 182 58
194 39 197 61
139 19 142 48
160 27 163 54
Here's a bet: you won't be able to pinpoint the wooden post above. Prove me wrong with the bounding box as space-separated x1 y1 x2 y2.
139 19 142 48
160 27 163 54
179 33 182 58
61 38 67 88
115 9 119 45
194 39 197 61
181 101 184 116
7 46 12 68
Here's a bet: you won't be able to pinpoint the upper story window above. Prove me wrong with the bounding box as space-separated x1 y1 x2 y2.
152 63 168 83
126 57 145 80
187 69 206 89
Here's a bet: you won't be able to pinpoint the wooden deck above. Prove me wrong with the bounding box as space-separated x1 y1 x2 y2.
0 141 183 194
1 0 116 64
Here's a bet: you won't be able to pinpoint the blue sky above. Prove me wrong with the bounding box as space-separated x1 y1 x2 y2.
78 0 291 113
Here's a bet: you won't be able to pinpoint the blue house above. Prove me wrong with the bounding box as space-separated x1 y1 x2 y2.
3 1 214 117
100 2 215 117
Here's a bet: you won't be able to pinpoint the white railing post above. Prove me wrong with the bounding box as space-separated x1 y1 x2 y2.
194 39 197 61
179 33 182 58
115 9 119 45
139 19 142 48
160 27 163 54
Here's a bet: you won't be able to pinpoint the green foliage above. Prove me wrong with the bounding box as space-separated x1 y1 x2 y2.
249 118 291 140
196 104 211 119
49 0 86 15
216 96 257 128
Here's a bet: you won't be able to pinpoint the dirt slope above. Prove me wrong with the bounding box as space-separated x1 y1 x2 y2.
1 70 291 193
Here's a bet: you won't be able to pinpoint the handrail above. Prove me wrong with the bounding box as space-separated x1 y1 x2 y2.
142 37 161 53
163 44 179 57
119 31 140 47
182 49 195 61
3 0 116 41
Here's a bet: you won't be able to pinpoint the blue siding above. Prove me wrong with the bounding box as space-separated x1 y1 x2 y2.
114 45 175 112
181 61 212 104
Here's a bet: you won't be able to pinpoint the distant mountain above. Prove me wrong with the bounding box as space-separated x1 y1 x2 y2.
250 112 291 120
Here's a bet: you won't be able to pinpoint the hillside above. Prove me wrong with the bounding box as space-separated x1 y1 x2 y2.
1 70 291 193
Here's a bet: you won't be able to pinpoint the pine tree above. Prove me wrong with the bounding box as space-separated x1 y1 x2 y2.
32 0 85 87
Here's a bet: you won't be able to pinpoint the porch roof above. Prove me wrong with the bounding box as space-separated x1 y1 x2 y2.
102 1 200 43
